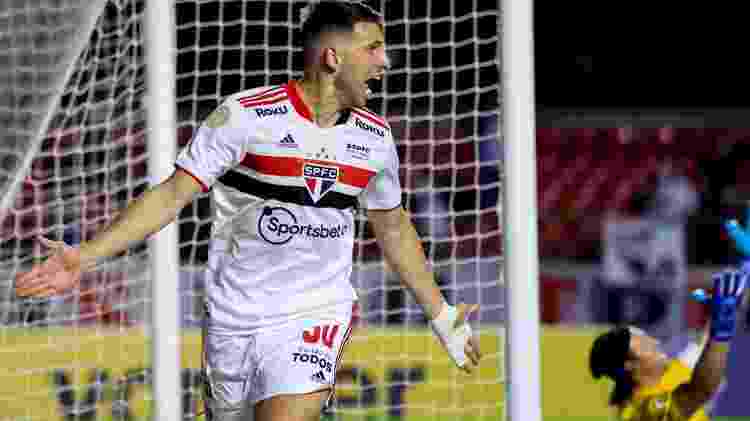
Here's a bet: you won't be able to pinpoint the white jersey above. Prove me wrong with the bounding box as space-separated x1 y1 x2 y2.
175 81 402 334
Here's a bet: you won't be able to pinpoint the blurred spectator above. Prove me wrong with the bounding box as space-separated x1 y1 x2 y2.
644 160 699 223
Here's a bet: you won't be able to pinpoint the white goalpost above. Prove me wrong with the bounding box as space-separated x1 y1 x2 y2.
502 0 543 420
0 1 522 420
145 0 181 419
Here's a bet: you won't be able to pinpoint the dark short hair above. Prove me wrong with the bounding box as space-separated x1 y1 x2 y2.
300 1 383 46
589 326 636 406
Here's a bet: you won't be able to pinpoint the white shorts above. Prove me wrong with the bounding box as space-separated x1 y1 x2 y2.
202 301 358 420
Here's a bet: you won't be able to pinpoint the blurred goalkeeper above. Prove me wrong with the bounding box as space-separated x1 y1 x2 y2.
14 2 482 420
589 230 749 420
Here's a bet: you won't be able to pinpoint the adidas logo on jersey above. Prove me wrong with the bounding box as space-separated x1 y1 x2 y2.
255 104 289 118
311 370 327 384
354 117 385 137
279 133 298 148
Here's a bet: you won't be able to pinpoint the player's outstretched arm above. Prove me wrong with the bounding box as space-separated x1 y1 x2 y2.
674 267 747 418
15 168 203 297
367 206 482 373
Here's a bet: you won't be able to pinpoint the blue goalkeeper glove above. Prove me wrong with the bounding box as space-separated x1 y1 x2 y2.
713 209 750 339
694 269 748 342
723 203 750 258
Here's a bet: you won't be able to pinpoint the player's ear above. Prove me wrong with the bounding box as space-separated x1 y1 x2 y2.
623 359 637 374
322 47 340 73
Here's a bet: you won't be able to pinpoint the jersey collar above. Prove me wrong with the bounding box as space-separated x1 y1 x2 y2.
632 360 689 399
285 80 352 126
285 80 313 122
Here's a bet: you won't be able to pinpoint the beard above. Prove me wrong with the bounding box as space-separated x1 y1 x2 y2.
335 72 368 108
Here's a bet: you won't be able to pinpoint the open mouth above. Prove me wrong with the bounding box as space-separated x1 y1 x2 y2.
364 75 383 98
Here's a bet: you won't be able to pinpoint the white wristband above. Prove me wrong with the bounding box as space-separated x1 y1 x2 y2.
429 304 470 368
432 303 457 328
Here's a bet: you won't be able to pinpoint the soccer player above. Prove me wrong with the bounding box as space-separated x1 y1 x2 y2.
588 266 747 421
14 2 482 420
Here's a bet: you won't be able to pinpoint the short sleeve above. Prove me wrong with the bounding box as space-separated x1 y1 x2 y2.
359 134 402 210
175 99 247 191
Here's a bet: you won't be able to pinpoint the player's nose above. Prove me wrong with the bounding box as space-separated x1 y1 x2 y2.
383 53 392 70
375 51 391 71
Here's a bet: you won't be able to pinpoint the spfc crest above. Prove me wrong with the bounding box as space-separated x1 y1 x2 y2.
303 162 339 203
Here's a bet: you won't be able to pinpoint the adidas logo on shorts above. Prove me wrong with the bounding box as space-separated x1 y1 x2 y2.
311 370 327 384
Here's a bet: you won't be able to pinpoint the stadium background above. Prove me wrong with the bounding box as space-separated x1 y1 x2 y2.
2 0 750 420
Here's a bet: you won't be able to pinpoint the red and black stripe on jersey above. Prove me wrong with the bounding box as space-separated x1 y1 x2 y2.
237 87 287 108
217 153 376 209
352 107 389 131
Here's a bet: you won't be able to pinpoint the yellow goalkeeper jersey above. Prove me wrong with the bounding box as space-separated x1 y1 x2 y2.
619 360 709 421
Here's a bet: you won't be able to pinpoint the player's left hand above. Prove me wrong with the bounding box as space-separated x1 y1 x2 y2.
429 303 482 374
692 268 748 342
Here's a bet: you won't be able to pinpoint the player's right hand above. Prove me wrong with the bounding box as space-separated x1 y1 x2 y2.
724 207 750 257
14 237 82 298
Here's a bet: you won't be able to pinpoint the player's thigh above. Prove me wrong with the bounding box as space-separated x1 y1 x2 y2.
252 302 357 415
254 389 330 421
202 330 256 420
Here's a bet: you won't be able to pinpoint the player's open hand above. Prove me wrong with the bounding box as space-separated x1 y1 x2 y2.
709 268 747 342
429 303 482 374
692 268 748 342
14 237 82 298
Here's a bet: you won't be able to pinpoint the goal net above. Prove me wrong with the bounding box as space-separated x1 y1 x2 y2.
0 1 504 420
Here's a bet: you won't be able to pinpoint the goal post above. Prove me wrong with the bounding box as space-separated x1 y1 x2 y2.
145 0 181 419
502 0 543 420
